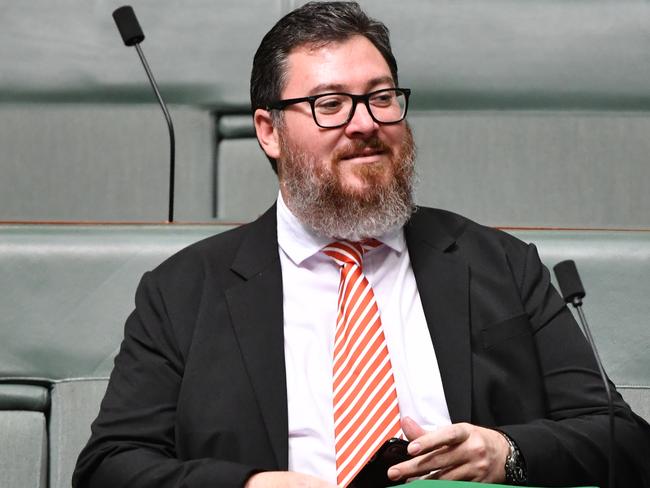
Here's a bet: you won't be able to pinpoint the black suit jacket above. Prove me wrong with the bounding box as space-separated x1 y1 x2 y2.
73 205 650 488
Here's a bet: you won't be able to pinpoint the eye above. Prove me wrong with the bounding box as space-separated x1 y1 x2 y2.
314 95 347 114
370 91 395 107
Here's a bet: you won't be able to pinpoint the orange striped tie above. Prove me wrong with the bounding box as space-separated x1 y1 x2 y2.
323 240 401 488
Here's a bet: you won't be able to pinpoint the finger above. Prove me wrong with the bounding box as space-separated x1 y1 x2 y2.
418 468 443 481
431 462 478 482
426 445 496 483
401 416 428 457
245 471 336 488
388 444 468 481
408 463 471 483
388 451 447 481
418 470 439 480
401 416 426 441
408 423 471 456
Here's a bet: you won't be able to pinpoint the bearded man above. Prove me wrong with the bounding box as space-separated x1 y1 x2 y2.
73 2 650 488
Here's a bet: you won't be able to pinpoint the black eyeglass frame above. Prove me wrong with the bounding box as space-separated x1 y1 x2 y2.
265 87 411 129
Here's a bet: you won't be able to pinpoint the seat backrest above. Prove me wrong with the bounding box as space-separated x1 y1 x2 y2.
0 224 231 382
1 225 649 488
0 224 232 488
49 379 109 488
1 0 650 225
511 229 650 391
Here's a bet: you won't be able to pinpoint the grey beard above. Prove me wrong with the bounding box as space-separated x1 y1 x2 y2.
279 129 417 241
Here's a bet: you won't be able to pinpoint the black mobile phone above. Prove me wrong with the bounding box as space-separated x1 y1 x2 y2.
346 438 411 488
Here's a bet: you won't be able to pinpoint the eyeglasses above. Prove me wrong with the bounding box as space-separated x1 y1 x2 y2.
266 87 411 129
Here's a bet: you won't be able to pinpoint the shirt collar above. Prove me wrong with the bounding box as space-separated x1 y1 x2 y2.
276 191 406 266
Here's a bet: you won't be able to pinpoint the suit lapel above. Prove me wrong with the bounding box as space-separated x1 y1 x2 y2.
224 205 289 469
221 205 473 467
405 209 472 423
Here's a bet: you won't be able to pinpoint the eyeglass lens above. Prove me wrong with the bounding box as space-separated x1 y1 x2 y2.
313 90 407 127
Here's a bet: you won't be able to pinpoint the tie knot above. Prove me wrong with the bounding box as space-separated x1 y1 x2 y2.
322 239 381 268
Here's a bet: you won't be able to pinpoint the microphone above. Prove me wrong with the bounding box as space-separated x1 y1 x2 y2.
553 260 615 488
112 6 176 223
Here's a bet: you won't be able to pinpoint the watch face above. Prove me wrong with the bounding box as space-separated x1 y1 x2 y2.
505 460 526 483
512 465 527 483
498 431 527 484
505 447 527 483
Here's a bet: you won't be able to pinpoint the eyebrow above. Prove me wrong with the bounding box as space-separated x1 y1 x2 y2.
307 76 395 96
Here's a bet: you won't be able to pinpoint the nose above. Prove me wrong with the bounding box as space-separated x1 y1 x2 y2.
344 100 379 138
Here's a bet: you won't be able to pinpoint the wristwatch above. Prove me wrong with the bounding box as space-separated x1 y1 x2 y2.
499 431 527 485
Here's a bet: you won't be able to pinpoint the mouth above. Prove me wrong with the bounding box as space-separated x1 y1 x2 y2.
340 148 386 163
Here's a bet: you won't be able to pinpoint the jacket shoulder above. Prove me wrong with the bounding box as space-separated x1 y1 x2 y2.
152 205 277 281
410 206 527 251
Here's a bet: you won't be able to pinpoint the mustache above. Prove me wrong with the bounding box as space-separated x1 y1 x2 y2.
331 137 393 163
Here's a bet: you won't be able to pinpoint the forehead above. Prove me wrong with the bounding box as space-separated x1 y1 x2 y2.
282 35 394 97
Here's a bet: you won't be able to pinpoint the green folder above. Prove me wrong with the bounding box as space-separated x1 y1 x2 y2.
393 481 597 488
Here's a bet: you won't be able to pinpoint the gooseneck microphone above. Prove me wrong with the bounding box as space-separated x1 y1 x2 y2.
112 6 176 223
553 260 615 488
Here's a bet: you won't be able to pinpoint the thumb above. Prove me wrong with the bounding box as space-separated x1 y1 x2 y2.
401 416 426 441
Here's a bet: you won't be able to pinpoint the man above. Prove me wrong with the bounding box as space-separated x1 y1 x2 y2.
73 2 650 487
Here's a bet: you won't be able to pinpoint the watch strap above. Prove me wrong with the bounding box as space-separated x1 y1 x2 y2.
498 430 528 485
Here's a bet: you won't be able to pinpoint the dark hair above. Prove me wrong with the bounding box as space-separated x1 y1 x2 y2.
250 1 399 173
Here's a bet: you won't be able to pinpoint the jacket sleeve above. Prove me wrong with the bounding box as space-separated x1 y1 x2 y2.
498 242 650 487
72 271 260 488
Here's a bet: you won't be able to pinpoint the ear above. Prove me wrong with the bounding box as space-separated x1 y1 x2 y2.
254 108 281 160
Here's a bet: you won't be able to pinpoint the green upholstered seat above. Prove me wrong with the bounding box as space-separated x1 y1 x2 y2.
0 384 49 411
2 1 650 109
1 0 650 486
0 224 232 381
49 379 109 488
1 1 650 224
0 411 47 488
0 224 232 488
510 230 650 389
1 224 649 488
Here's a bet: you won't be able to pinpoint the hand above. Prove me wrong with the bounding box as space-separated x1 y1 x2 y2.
387 417 509 483
244 471 336 488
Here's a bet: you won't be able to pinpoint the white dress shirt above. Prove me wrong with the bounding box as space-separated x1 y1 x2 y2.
277 193 451 484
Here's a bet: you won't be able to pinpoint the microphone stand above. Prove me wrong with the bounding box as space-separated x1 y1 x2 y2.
113 5 176 223
133 43 175 223
555 260 615 488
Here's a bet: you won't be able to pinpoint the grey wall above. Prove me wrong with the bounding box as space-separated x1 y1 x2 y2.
0 105 218 221
410 111 650 228
2 107 649 226
1 0 649 226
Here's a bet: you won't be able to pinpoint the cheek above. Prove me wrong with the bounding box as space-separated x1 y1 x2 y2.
384 125 408 147
300 135 339 164
285 118 337 156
